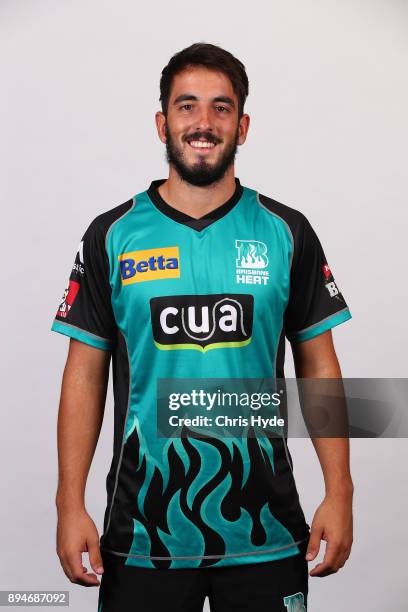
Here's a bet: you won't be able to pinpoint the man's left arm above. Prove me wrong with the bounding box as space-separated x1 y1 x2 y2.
291 329 354 578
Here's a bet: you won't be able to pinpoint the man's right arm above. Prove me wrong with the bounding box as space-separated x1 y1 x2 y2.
55 338 110 587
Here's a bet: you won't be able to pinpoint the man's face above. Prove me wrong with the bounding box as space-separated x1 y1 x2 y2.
156 67 249 187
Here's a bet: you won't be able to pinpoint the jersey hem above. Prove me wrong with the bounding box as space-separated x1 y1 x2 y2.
100 537 309 563
288 307 352 343
51 319 112 351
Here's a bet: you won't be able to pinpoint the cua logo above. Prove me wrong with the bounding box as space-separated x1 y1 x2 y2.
150 294 254 352
118 246 180 285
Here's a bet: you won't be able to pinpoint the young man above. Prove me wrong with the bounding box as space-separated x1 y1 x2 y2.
52 43 353 611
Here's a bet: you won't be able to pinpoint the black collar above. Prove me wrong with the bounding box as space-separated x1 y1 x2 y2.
146 178 243 232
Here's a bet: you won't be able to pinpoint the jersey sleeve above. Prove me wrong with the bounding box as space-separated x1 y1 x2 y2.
50 217 116 351
284 215 352 343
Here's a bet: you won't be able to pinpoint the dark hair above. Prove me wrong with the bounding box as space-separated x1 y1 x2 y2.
159 43 249 117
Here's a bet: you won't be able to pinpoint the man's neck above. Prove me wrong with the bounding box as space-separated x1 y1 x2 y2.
157 166 237 220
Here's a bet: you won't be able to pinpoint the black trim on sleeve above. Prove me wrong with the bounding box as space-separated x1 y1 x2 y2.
52 198 134 349
258 193 350 342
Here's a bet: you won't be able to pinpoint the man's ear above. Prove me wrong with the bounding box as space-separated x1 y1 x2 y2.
238 113 250 146
155 111 167 144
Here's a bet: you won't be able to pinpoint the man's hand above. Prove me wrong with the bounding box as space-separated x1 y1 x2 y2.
306 491 353 577
56 507 104 586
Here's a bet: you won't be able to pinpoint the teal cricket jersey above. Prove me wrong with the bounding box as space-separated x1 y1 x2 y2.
51 178 351 569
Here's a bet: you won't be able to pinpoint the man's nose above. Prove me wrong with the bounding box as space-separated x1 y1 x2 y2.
195 107 212 131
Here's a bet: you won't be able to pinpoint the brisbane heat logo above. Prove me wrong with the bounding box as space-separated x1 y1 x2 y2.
119 247 180 285
235 240 269 285
150 294 254 352
283 592 306 611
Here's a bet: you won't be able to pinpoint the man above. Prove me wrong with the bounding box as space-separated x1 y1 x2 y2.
52 43 353 611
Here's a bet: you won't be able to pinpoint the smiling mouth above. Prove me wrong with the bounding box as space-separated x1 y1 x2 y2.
187 139 217 149
186 134 218 151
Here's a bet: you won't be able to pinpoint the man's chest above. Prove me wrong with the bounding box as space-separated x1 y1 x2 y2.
108 224 292 348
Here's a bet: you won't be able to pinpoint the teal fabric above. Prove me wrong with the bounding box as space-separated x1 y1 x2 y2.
51 183 350 568
293 308 352 343
105 186 301 566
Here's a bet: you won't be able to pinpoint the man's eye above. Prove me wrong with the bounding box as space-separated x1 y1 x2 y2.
215 105 229 112
181 104 193 111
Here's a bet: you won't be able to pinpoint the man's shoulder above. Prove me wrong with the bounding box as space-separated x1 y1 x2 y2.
250 188 308 240
256 190 307 226
92 197 136 233
82 197 136 243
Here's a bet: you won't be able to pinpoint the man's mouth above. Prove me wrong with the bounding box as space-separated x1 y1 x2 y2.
188 140 216 149
185 134 220 150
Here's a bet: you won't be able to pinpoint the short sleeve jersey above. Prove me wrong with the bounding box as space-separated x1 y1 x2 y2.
51 179 351 569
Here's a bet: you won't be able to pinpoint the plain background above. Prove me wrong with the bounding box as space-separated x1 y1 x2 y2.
1 0 407 610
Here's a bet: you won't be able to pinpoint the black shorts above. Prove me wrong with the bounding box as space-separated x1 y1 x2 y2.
97 542 309 612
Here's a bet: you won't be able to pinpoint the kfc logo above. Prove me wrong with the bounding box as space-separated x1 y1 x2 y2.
322 263 331 280
57 280 80 319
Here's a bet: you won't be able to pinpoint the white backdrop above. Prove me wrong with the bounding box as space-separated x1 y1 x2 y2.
1 0 407 610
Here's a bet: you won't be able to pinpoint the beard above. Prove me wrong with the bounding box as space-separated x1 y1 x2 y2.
165 125 239 187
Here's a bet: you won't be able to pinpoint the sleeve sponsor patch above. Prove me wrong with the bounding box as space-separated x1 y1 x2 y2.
56 279 80 319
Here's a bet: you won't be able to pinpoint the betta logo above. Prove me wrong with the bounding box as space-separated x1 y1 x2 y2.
57 280 80 319
150 294 254 352
118 246 180 285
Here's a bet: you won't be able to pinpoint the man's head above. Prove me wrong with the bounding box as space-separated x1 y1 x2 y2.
155 43 250 187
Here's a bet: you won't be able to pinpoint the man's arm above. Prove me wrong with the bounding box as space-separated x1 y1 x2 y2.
55 338 110 587
291 330 354 578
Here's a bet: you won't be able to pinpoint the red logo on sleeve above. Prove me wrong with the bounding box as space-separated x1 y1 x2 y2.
57 280 80 319
322 264 331 280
